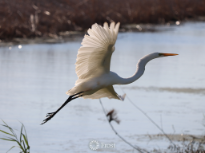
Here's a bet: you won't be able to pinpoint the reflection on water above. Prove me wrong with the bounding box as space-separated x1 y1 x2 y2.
0 22 205 152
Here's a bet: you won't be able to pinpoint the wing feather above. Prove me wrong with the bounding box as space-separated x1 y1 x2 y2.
83 86 120 100
75 22 120 80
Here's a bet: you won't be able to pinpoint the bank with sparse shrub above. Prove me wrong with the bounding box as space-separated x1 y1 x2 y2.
0 0 205 40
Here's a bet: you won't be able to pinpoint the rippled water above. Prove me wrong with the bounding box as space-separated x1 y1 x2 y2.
0 22 205 152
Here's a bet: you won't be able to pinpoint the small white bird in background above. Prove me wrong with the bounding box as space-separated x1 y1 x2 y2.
41 22 178 124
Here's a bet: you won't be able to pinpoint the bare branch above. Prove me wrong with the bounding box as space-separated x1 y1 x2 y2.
99 99 146 153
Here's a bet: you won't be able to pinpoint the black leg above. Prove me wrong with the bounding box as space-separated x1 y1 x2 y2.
41 91 83 125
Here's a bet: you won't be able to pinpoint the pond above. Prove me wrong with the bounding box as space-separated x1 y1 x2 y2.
0 21 205 152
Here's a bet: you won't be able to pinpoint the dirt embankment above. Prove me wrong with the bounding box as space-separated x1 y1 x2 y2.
0 0 205 40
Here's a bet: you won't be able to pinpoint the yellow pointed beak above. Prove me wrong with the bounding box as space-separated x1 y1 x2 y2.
160 53 178 56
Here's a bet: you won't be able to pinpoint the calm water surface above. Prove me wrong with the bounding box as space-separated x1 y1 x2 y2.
0 22 205 152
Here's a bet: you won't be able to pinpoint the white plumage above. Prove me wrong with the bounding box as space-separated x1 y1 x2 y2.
66 22 178 100
42 22 178 124
76 22 119 79
66 22 121 100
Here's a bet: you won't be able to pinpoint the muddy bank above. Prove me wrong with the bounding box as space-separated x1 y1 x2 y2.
0 0 205 41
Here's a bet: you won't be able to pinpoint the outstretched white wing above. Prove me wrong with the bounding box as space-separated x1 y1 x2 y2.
67 22 122 100
75 22 120 80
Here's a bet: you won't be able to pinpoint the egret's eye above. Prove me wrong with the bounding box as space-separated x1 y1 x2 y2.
158 53 163 56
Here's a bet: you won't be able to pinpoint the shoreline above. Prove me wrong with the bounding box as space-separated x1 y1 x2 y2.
1 0 205 41
1 19 204 47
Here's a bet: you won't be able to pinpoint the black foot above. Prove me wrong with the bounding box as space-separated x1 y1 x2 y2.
41 91 84 125
41 112 56 125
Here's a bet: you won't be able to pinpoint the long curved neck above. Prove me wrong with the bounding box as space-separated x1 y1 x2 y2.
116 54 157 85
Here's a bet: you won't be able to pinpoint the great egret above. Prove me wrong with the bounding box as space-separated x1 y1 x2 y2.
41 22 178 124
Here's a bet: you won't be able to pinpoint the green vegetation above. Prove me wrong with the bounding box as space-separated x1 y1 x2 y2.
0 121 30 153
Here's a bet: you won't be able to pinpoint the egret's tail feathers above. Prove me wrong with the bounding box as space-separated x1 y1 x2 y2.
66 86 78 96
66 89 71 95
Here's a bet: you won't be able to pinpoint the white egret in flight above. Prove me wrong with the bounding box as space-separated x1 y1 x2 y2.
41 22 178 124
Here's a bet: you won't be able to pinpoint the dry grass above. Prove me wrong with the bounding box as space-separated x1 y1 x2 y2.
0 0 205 40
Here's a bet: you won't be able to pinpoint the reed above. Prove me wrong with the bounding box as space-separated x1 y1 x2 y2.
0 121 30 153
